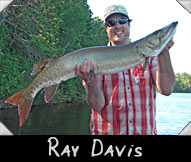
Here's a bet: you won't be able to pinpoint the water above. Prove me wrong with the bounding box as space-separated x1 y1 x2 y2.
0 101 91 135
156 93 191 135
0 93 190 135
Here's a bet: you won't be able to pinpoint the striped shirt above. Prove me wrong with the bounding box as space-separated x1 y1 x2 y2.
82 49 158 135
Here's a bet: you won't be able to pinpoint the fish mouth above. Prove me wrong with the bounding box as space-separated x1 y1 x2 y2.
135 21 178 57
172 21 178 28
157 21 178 54
167 21 178 34
171 21 178 35
159 21 178 41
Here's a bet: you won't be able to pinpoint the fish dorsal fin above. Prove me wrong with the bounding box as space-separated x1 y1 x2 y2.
44 84 59 103
31 59 54 76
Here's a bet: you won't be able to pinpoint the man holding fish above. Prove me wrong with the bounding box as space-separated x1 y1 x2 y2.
5 4 177 130
75 4 175 135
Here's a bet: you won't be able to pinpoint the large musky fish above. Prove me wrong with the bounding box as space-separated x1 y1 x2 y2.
5 21 178 126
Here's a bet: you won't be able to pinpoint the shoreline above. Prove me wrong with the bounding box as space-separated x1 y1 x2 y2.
0 97 86 109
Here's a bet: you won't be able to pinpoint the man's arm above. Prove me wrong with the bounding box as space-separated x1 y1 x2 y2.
152 39 175 95
75 60 105 111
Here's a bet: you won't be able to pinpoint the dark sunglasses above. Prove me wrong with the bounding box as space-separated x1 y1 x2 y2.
105 18 129 27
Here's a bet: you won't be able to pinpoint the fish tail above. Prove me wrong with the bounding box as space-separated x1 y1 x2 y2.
4 88 33 126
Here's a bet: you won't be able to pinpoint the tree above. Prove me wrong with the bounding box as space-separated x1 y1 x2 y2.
173 73 191 93
0 0 108 103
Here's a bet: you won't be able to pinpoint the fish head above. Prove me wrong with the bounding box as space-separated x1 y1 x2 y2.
155 21 178 50
136 21 178 57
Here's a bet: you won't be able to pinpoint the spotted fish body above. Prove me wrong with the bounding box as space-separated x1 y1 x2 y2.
5 21 178 126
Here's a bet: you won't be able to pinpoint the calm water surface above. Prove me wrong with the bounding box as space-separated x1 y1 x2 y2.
156 93 191 135
0 101 91 135
0 93 190 135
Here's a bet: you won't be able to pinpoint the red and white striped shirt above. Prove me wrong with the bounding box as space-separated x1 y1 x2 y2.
83 51 158 135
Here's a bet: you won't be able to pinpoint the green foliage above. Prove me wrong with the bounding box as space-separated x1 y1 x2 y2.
173 73 191 93
0 0 108 103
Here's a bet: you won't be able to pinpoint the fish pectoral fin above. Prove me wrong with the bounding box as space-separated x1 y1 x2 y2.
87 69 94 84
142 57 149 76
31 59 54 76
44 84 59 103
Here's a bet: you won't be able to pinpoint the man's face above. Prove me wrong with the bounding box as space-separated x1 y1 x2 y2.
105 14 131 46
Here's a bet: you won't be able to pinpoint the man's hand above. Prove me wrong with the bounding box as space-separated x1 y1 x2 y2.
166 38 174 50
75 59 105 111
160 38 174 55
75 59 100 86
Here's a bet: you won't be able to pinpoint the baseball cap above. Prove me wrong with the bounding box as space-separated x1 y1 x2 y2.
104 4 132 22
